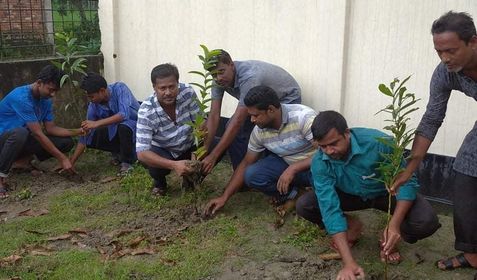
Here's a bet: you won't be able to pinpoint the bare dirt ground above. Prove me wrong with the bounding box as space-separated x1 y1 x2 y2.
1 156 476 280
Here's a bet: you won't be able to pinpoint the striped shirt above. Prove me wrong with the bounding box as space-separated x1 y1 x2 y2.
136 83 199 158
248 104 317 164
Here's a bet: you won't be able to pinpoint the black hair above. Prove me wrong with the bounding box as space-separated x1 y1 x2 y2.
431 11 476 43
216 49 233 65
150 63 179 84
80 72 108 94
244 86 281 110
37 65 64 88
311 110 348 141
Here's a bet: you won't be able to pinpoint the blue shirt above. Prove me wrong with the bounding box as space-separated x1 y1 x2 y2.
80 82 140 145
211 60 301 106
136 83 200 158
311 128 419 235
0 85 53 135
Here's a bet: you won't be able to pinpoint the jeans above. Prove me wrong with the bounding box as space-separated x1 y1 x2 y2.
87 124 135 164
244 153 311 200
296 189 441 244
0 127 74 177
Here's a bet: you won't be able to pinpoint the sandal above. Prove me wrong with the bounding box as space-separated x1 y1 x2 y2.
0 187 9 199
437 253 471 271
151 187 167 196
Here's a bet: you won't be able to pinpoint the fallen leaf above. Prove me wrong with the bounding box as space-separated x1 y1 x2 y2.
47 233 72 241
130 247 155 255
99 176 118 183
0 255 22 267
0 210 7 215
160 257 177 266
127 236 146 248
319 252 341 261
8 277 22 280
105 229 133 238
156 236 168 245
68 228 88 235
109 248 131 259
24 245 54 256
177 225 189 232
18 208 49 217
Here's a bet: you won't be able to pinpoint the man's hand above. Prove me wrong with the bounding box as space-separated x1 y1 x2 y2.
336 262 365 280
381 224 401 258
58 157 77 174
201 154 218 175
390 171 412 195
204 196 227 216
173 160 194 177
81 120 99 130
277 167 296 195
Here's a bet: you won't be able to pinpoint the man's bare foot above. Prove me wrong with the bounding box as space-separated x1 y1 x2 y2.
12 156 33 170
380 247 401 264
330 215 363 251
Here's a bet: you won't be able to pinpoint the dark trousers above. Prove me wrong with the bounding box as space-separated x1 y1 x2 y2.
147 146 194 190
88 124 135 164
227 117 255 170
453 171 477 253
296 189 441 244
0 127 74 176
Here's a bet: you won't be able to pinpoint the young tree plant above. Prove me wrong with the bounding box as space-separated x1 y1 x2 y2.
50 31 88 127
375 75 420 279
180 45 221 190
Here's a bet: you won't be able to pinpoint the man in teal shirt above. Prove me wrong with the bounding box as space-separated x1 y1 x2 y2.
296 111 440 280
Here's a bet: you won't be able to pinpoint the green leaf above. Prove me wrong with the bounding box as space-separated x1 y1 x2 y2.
189 70 206 78
378 84 393 96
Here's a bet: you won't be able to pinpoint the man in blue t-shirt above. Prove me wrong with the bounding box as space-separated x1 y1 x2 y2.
69 72 140 175
296 111 440 280
0 65 84 198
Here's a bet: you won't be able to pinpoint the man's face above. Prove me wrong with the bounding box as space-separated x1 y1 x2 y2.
213 62 235 88
315 128 350 160
153 75 179 107
248 106 275 129
433 31 477 73
86 88 108 104
38 81 59 98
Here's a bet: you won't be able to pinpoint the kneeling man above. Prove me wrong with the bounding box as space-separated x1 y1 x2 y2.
297 111 440 280
205 85 316 215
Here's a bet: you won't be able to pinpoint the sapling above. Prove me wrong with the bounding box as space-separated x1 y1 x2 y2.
375 75 420 279
181 45 221 190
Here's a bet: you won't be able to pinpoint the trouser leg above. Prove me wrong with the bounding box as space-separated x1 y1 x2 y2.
117 124 135 164
0 127 30 177
453 171 477 252
19 133 74 161
146 146 192 189
227 117 254 170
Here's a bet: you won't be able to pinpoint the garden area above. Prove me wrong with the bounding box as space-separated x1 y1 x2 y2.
0 150 474 280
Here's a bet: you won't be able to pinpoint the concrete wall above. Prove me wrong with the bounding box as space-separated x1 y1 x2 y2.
98 0 477 157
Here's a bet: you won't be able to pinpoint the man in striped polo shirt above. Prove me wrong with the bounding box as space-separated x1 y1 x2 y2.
136 63 200 196
205 85 316 215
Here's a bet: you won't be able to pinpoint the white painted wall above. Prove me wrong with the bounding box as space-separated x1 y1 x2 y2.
98 0 477 157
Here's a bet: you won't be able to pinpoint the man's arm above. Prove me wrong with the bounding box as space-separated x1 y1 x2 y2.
333 232 365 280
44 121 83 137
27 122 74 171
137 150 193 177
390 135 432 193
204 150 260 215
81 113 124 130
277 157 312 194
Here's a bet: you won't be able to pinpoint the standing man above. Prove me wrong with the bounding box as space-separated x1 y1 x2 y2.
297 111 440 280
136 63 199 196
205 86 315 216
0 65 82 198
201 50 302 174
391 11 477 274
69 72 140 175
